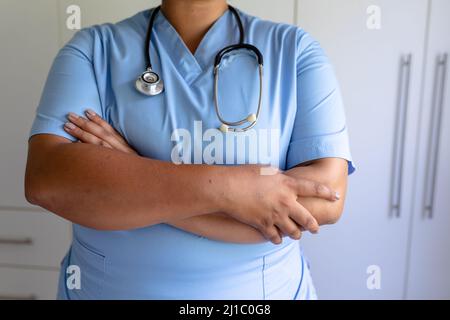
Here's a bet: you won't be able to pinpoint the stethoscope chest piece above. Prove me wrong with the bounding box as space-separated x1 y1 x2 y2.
136 68 164 96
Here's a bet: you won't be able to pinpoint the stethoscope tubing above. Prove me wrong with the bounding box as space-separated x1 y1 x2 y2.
213 64 263 132
137 5 264 132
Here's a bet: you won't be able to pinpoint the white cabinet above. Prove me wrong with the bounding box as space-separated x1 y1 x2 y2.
0 211 71 267
0 209 70 299
297 0 449 299
406 0 450 299
0 0 59 208
0 0 70 300
0 267 60 300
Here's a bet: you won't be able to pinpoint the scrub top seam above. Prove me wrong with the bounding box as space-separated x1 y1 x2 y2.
293 255 305 300
262 255 267 300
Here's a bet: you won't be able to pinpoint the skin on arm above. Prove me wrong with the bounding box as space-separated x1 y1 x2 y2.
25 134 231 231
172 158 348 243
286 158 348 225
57 110 345 243
26 111 339 244
170 212 266 243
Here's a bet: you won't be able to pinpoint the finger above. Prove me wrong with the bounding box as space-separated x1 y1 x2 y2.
274 215 302 240
64 122 112 149
256 219 282 245
294 178 339 201
276 225 284 238
289 201 320 234
263 225 282 245
84 109 128 144
68 112 111 140
67 113 126 151
77 112 135 154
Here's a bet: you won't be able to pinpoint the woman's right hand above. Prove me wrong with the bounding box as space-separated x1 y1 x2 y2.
224 165 339 244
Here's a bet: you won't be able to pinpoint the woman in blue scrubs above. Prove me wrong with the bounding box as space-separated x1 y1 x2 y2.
25 0 354 300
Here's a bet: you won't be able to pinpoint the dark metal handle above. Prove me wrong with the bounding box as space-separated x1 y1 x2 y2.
0 294 38 300
389 54 412 218
423 53 448 219
0 237 33 245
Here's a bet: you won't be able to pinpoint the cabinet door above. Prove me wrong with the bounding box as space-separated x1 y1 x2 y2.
0 210 71 268
297 0 428 298
0 0 59 208
0 267 60 300
407 0 450 299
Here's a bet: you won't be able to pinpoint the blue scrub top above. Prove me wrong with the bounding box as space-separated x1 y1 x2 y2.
30 7 354 299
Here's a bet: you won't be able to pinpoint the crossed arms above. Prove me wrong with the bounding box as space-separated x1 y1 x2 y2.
25 110 347 244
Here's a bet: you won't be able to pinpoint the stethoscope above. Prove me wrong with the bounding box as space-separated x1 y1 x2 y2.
135 5 264 133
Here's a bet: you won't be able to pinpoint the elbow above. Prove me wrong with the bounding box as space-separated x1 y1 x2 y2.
24 171 51 209
325 208 343 225
319 183 347 225
25 134 71 209
318 204 344 226
24 175 43 206
24 188 39 206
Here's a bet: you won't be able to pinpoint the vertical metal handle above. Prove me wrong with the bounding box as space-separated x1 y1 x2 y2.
0 237 33 245
389 54 412 218
0 294 38 300
423 53 448 219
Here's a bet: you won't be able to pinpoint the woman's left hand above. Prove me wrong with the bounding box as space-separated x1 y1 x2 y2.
64 109 138 155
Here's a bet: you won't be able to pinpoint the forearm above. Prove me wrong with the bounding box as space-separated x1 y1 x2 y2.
168 158 348 243
286 158 348 225
169 213 267 244
25 136 229 231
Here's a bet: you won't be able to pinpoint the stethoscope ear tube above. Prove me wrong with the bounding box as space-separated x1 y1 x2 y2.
214 63 263 133
214 44 264 68
213 40 264 133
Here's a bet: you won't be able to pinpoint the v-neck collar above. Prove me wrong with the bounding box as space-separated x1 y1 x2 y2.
148 7 238 84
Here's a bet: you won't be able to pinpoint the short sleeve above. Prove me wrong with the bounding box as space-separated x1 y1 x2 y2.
29 27 103 142
285 30 355 174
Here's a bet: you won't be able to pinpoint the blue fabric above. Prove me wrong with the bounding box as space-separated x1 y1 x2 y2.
31 7 354 299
